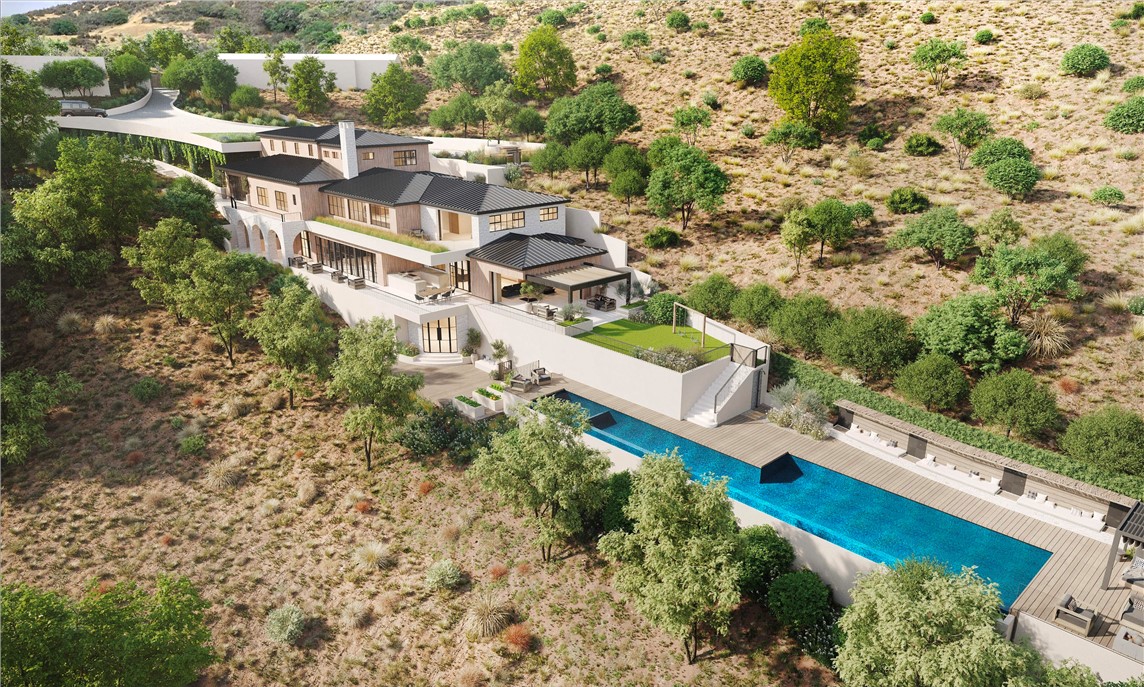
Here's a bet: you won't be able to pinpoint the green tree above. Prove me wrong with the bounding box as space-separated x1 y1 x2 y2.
6 136 155 290
604 144 650 179
610 170 647 212
686 273 739 320
0 581 80 684
806 197 855 261
122 218 211 322
544 82 640 144
143 28 195 68
262 2 306 32
1 20 47 55
913 294 1027 372
731 283 785 328
821 307 917 381
286 56 336 113
672 105 711 144
767 29 860 131
245 282 336 409
328 318 423 470
107 53 150 89
530 141 568 178
599 451 742 664
763 120 821 163
1028 232 1088 279
476 79 520 142
646 144 729 231
567 132 612 191
0 368 80 464
771 294 838 355
0 61 58 175
197 52 239 109
731 55 768 86
430 41 507 95
894 353 968 411
911 38 966 93
430 91 484 135
934 108 994 169
473 396 610 561
971 369 1059 438
836 560 1030 687
159 55 201 93
780 209 816 274
215 25 269 54
887 206 974 269
620 29 650 57
975 208 1023 254
363 63 429 126
175 248 263 366
40 58 106 98
736 525 794 602
511 106 545 141
263 50 290 103
1060 405 1144 475
514 25 576 99
984 158 1039 199
971 244 1082 327
229 84 263 110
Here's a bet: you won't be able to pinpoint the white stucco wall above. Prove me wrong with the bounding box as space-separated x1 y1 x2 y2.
565 207 628 269
1015 613 1142 681
4 55 111 97
429 156 507 185
472 204 568 246
218 53 400 91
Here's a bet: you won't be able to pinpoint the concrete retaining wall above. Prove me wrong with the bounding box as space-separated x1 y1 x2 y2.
106 82 153 116
429 155 506 185
219 53 399 90
1015 613 1142 681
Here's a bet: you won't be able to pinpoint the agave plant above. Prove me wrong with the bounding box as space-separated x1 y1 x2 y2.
1021 311 1071 359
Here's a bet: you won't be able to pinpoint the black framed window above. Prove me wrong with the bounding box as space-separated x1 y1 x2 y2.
302 232 376 283
449 260 470 292
369 204 390 228
274 191 287 211
540 206 558 221
421 317 457 353
299 231 312 259
348 199 368 223
394 149 417 166
326 195 344 217
489 211 525 231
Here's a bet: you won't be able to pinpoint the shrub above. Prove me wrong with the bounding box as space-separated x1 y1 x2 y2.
203 456 243 491
130 377 164 403
1022 311 1071 359
731 283 785 328
266 604 305 644
920 11 936 24
865 137 885 151
850 201 875 226
600 471 633 533
537 9 567 26
1128 296 1144 316
737 526 795 601
93 315 122 336
666 10 691 31
702 91 720 109
463 591 514 638
686 273 739 320
731 55 768 85
800 18 830 35
644 226 681 249
894 353 968 410
1124 76 1144 93
425 559 464 591
503 623 534 652
857 123 886 145
970 369 1059 439
230 85 263 110
770 294 838 356
56 310 86 334
741 123 757 138
904 133 943 156
645 292 685 326
885 187 931 214
1091 185 1126 206
767 380 830 439
884 39 897 50
1061 405 1144 475
984 158 1039 199
768 570 832 630
974 29 994 44
969 137 1032 168
353 541 394 571
1061 44 1110 76
1105 97 1144 134
975 207 1024 253
1123 2 1144 19
634 346 706 372
179 434 207 455
821 307 917 381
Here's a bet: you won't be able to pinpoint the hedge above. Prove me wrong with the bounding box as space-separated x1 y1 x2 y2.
771 353 1144 500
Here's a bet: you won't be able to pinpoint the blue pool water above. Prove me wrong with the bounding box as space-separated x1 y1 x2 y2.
558 391 1051 609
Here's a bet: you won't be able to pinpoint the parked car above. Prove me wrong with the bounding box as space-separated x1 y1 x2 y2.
58 100 107 117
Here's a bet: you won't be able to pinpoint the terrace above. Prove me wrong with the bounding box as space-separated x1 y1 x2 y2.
575 320 730 365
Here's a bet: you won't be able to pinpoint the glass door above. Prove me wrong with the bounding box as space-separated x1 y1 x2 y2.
449 260 471 292
421 317 457 353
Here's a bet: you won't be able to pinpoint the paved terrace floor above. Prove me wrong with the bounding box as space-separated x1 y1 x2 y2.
404 363 1131 653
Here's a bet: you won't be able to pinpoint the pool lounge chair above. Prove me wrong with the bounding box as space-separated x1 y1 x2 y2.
1054 594 1096 636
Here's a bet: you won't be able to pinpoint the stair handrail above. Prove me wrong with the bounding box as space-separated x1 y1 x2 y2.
713 345 764 413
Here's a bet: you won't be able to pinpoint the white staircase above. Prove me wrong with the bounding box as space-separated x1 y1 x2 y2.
408 352 466 366
684 362 753 428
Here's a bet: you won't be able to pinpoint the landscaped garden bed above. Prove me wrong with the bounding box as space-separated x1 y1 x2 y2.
575 320 728 371
453 394 487 420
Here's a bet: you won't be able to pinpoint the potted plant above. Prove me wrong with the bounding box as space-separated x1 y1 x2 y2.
396 341 420 363
519 281 542 300
460 327 483 363
489 339 511 380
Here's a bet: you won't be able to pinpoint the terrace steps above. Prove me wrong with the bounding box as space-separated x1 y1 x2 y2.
405 352 466 366
684 362 742 428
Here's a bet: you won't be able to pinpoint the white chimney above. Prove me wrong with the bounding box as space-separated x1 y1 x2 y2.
338 120 358 179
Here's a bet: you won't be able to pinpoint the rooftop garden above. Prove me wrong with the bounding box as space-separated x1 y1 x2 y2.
575 319 728 371
196 132 261 143
314 216 448 253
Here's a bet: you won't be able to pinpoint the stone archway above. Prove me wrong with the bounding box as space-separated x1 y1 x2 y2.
232 221 249 250
252 225 266 254
267 230 283 264
292 233 306 259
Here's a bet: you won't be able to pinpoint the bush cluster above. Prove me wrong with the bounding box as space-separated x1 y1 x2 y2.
1060 43 1111 76
768 570 832 630
969 137 1031 168
425 559 465 591
920 11 936 24
904 133 943 156
130 377 164 403
1105 97 1144 134
633 346 707 372
885 187 931 214
644 226 681 248
974 29 994 44
738 525 795 601
266 604 305 644
644 292 685 325
1124 76 1144 94
984 158 1039 199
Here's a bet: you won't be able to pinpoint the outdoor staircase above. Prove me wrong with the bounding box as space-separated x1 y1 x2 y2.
683 362 754 428
408 352 466 366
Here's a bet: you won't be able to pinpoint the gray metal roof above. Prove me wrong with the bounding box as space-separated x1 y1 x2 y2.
266 124 429 148
220 155 344 185
321 168 569 215
1120 503 1144 543
466 233 606 270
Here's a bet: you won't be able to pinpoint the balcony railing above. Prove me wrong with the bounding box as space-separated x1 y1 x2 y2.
313 216 448 253
225 199 303 222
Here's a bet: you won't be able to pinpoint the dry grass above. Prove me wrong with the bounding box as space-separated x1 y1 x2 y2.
352 541 395 571
462 591 514 639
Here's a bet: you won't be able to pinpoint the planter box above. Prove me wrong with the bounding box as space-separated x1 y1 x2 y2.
474 390 504 413
397 353 419 364
474 358 499 374
623 306 646 320
558 319 595 336
452 398 487 420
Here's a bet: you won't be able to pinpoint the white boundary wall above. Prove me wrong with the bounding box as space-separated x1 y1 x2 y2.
1015 613 1142 681
429 155 506 185
105 82 153 116
4 55 110 96
219 53 399 90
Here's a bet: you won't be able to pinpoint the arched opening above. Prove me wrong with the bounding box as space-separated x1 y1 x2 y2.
233 221 249 250
267 231 283 263
292 233 306 258
252 225 266 254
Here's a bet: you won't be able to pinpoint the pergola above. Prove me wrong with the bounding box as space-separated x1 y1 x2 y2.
527 263 633 304
1104 501 1144 588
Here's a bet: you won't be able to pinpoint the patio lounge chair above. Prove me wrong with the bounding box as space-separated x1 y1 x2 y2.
1054 594 1097 636
348 275 365 290
545 306 557 321
510 375 533 393
530 367 551 385
1121 594 1144 634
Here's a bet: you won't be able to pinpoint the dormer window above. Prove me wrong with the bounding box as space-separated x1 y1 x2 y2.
394 150 417 166
540 207 559 221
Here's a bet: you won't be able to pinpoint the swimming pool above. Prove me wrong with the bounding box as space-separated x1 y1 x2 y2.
558 390 1051 609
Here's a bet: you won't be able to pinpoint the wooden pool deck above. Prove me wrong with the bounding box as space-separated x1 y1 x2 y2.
405 363 1132 653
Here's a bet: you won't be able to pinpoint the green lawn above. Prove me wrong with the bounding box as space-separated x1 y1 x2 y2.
576 320 728 362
